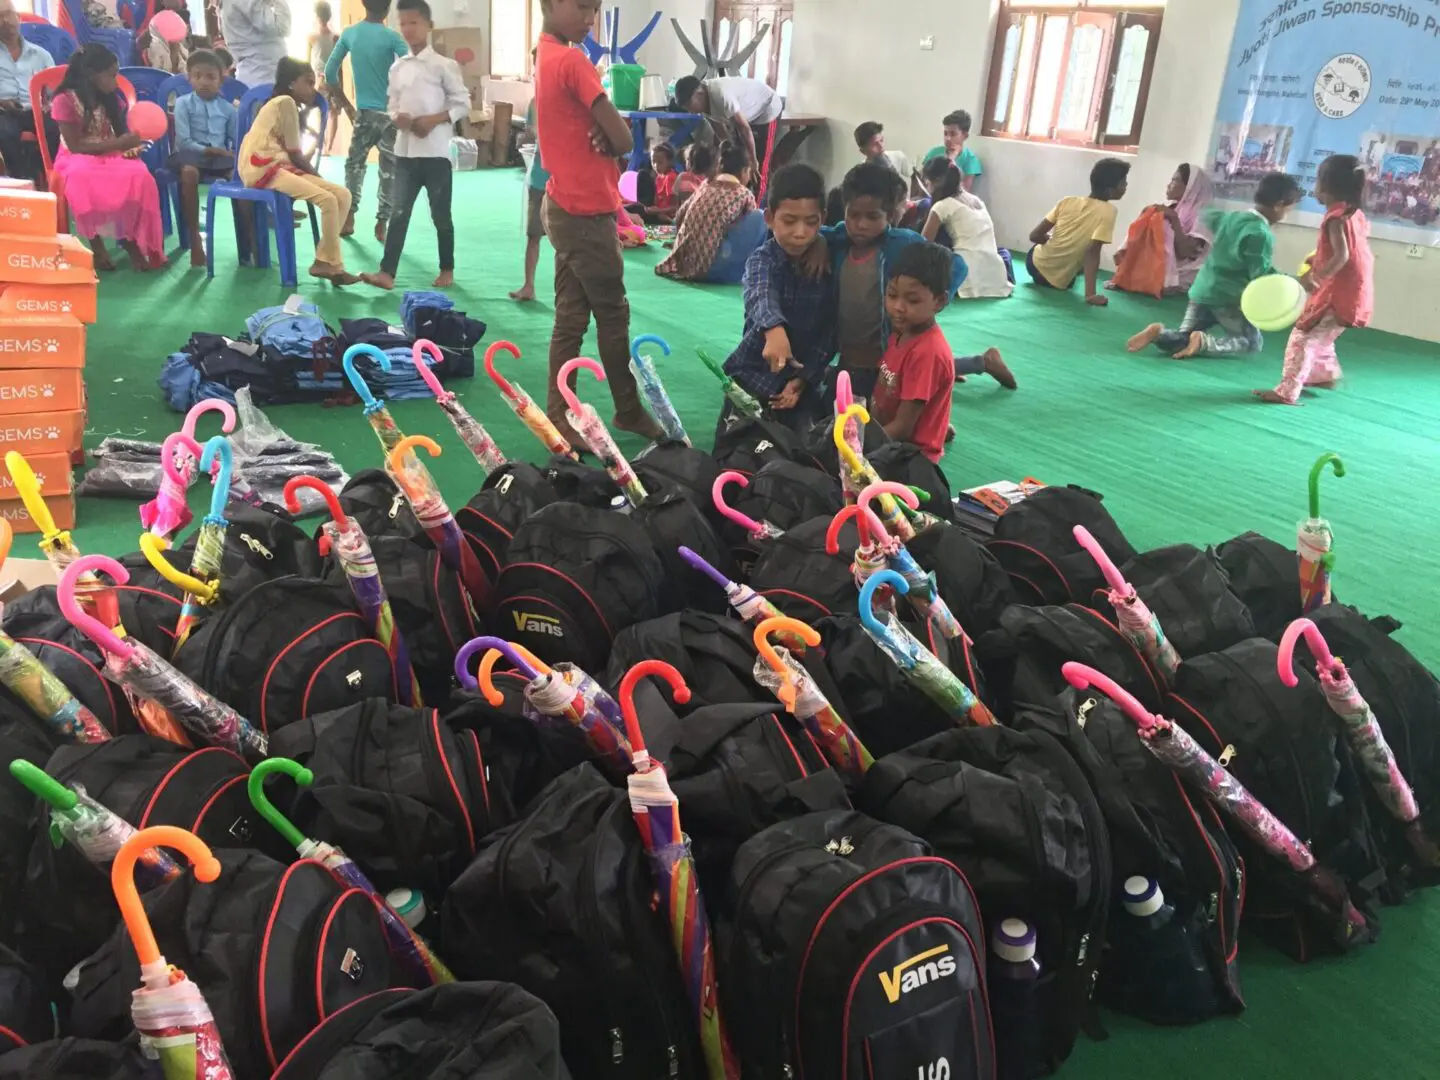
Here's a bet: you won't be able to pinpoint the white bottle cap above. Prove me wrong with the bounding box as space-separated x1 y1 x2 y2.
385 887 426 929
1123 875 1165 917
992 917 1037 963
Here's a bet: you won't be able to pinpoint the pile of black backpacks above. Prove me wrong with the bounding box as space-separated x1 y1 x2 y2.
3 405 1439 1080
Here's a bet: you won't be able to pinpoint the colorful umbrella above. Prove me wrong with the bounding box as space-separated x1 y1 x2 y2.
855 482 966 641
752 616 873 782
113 826 235 1080
342 343 440 489
833 370 863 464
9 759 178 887
1278 619 1439 867
410 339 506 476
1073 523 1181 683
831 406 935 541
284 476 421 707
58 556 268 761
139 400 236 540
694 347 764 422
484 341 577 460
858 569 997 726
617 660 738 1080
386 436 491 611
629 334 690 446
1063 661 1371 944
248 757 454 986
825 503 897 615
677 544 787 628
1299 452 1344 613
457 636 634 778
558 357 650 507
713 471 784 543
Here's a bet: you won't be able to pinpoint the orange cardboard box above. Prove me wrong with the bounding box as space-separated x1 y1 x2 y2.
0 317 86 368
0 179 35 191
0 452 71 497
0 409 84 456
0 494 74 534
0 189 59 238
0 369 84 413
0 234 94 284
0 282 97 324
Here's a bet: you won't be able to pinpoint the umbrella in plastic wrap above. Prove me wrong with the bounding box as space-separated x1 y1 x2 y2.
1279 618 1440 868
410 339 506 476
113 826 235 1080
386 436 491 611
8 759 178 888
484 340 578 460
853 481 966 641
695 347 764 422
617 660 738 1080
752 616 873 783
1299 452 1345 613
629 334 690 446
858 570 997 727
830 406 935 541
58 556 268 761
284 476 421 707
557 357 650 507
713 471 784 542
343 343 441 488
457 636 634 778
825 502 896 611
248 757 454 986
677 544 788 629
1063 661 1371 944
1073 523 1181 683
833 370 863 464
139 400 236 540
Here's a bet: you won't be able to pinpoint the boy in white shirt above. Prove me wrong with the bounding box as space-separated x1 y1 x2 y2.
362 0 469 289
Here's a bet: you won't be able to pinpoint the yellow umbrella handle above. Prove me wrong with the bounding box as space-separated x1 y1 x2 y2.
4 451 60 542
831 404 870 476
138 534 217 602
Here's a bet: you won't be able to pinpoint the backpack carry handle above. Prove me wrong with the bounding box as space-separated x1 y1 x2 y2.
4 451 60 543
199 436 233 525
1062 661 1164 735
557 357 604 417
112 825 221 978
411 339 452 403
858 568 908 637
754 615 821 710
58 555 133 660
181 398 237 440
160 432 205 488
825 503 885 552
282 475 346 526
617 660 691 765
1307 452 1345 519
139 534 218 603
712 471 766 535
455 635 544 691
483 340 523 398
342 343 391 411
1277 618 1338 686
1073 524 1133 597
247 757 314 850
629 333 671 363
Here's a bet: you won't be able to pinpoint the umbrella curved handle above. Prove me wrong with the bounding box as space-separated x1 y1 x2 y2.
557 357 604 417
5 451 58 540
0 519 11 573
247 757 313 850
1062 661 1163 734
1073 524 1132 596
617 659 691 760
181 399 237 440
483 341 522 398
678 545 732 591
282 476 346 527
825 504 884 552
160 432 204 488
835 369 853 413
859 568 908 636
58 556 133 659
473 643 552 705
9 759 78 811
1277 618 1338 687
342 343 390 409
712 471 764 534
832 404 870 474
859 481 919 538
694 347 728 381
387 435 440 502
754 616 821 711
455 635 543 690
411 339 450 401
112 826 221 971
1308 452 1345 519
199 436 233 523
139 534 217 602
630 334 671 363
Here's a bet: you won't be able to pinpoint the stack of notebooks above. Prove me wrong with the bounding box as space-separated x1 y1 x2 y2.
953 478 1047 537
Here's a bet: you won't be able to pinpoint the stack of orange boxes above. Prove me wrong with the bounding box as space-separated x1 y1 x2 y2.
0 180 96 534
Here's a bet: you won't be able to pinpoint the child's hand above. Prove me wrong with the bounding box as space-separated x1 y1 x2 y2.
1085 294 1109 307
117 133 144 152
762 326 795 373
589 124 614 155
412 115 439 137
770 377 804 411
798 239 829 280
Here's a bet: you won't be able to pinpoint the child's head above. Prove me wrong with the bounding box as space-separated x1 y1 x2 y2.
853 121 884 159
840 161 901 247
921 156 962 202
214 46 234 74
541 0 602 46
1253 171 1302 224
396 0 431 47
885 241 952 335
362 0 391 17
186 48 223 98
67 44 118 95
315 0 332 24
1165 163 1191 203
673 75 706 114
650 143 675 173
1090 157 1130 200
274 56 317 104
764 163 825 258
1315 153 1366 208
718 141 752 185
685 142 715 177
941 110 971 154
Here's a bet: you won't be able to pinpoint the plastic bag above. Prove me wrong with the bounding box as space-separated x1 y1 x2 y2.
1109 206 1170 298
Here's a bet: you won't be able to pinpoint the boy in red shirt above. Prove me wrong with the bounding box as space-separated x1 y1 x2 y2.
536 0 662 444
871 242 957 463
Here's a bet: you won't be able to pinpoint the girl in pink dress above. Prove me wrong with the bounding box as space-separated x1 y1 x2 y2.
51 45 166 271
1256 154 1373 404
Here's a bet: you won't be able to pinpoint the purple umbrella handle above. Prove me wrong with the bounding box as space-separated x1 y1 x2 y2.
455 636 540 688
678 545 733 591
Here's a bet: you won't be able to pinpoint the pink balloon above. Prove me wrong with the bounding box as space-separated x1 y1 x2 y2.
150 9 187 43
128 100 167 141
618 170 638 202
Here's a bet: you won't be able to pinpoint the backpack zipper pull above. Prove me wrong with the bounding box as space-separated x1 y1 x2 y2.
389 492 405 519
667 1045 678 1077
240 533 274 560
1218 744 1236 767
610 1027 623 1064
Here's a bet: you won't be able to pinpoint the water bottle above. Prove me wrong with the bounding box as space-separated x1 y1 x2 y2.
1115 876 1219 1024
989 918 1043 1080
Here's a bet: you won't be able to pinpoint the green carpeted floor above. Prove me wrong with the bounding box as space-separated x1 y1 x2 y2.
76 166 1440 1077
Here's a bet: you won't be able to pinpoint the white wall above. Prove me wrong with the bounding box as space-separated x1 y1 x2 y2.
786 0 1440 343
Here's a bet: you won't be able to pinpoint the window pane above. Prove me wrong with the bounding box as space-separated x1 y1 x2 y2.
776 18 794 96
1027 14 1070 137
1056 22 1103 131
1006 14 1039 134
737 17 755 75
993 22 1020 126
1104 21 1151 136
715 17 733 59
491 0 528 76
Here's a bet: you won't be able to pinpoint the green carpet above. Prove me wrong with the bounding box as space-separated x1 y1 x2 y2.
76 166 1440 1077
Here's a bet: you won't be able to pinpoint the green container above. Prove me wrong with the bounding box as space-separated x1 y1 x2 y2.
608 63 646 110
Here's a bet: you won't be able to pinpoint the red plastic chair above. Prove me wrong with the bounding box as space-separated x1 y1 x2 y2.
29 66 137 233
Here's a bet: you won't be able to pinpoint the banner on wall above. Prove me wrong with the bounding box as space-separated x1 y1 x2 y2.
1209 0 1440 242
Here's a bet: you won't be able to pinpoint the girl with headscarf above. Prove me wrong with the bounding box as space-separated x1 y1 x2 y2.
1110 163 1214 297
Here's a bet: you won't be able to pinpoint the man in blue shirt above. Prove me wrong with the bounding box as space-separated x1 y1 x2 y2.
169 49 238 266
0 0 55 184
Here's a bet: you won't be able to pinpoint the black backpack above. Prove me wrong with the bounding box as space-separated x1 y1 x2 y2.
174 576 397 736
0 1037 151 1079
713 416 820 476
633 439 726 531
0 711 55 944
799 409 891 478
987 486 1134 605
542 455 621 507
334 468 424 542
455 462 561 583
168 501 324 605
492 502 671 671
69 848 408 1079
269 982 570 1080
729 460 843 542
0 943 51 1052
748 514 861 622
629 491 735 614
904 520 1019 639
1169 638 1385 958
1212 532 1302 641
604 610 778 713
442 764 707 1078
859 725 1110 1075
1094 544 1257 659
721 810 994 1080
868 441 956 522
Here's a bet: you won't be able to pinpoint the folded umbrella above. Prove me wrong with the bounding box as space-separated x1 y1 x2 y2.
411 339 506 476
833 370 863 464
485 340 577 460
831 406 937 541
139 400 235 540
387 435 491 612
343 343 441 489
1074 523 1181 683
558 357 650 507
629 334 690 446
826 502 897 612
1299 452 1344 613
713 471 784 542
856 481 966 641
695 347 764 422
677 544 787 628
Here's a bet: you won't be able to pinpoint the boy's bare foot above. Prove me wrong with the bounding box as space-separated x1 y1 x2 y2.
341 211 355 237
189 242 206 268
983 347 1017 389
1127 323 1164 352
120 240 152 270
93 250 116 272
509 285 537 301
310 261 361 286
374 218 387 243
361 271 396 290
1172 331 1205 359
945 424 956 443
433 270 454 288
1252 389 1300 405
1085 294 1109 307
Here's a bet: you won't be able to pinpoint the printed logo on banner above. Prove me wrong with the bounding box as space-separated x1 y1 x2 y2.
879 944 958 1004
512 610 564 637
1315 53 1370 117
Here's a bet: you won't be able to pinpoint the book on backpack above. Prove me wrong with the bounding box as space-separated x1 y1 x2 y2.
987 486 1134 606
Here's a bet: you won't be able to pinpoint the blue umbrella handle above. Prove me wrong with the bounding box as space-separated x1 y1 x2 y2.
859 568 908 636
342 343 391 410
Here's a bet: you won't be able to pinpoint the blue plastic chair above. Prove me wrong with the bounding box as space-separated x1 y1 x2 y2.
20 22 77 64
119 65 170 102
60 0 135 65
153 73 253 252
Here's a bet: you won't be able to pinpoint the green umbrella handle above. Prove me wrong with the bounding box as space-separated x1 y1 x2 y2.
9 759 78 812
694 348 728 383
906 485 931 504
247 758 313 850
1308 452 1345 519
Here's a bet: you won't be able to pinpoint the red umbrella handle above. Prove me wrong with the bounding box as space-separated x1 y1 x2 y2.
483 341 522 398
1278 618 1339 686
825 504 885 552
1062 661 1163 735
618 660 691 763
283 476 346 527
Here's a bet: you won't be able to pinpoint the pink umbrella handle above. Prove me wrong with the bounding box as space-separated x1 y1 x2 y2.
483 341 522 398
713 471 765 535
859 481 918 538
160 432 204 487
181 399 236 439
1277 618 1337 687
411 339 451 402
557 357 604 416
835 370 853 413
1062 661 1162 734
618 659 691 760
825 503 886 552
58 556 133 660
1073 524 1132 596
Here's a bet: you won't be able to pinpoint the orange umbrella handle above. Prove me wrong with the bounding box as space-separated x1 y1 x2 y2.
618 660 690 760
754 616 821 710
477 643 552 706
0 518 11 570
387 435 441 502
112 826 221 970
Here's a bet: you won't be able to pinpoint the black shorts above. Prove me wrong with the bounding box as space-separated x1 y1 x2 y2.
168 147 234 181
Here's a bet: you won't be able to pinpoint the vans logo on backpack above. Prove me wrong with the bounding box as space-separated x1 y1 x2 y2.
879 944 957 1003
512 610 564 637
917 1059 950 1080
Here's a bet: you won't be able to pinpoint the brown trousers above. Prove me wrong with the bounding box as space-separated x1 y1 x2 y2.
543 198 645 425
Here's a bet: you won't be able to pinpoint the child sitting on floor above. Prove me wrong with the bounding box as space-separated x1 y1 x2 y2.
657 141 755 280
1027 157 1129 305
853 120 911 178
637 142 678 222
675 142 714 207
920 157 1011 299
1128 171 1300 359
170 49 237 267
